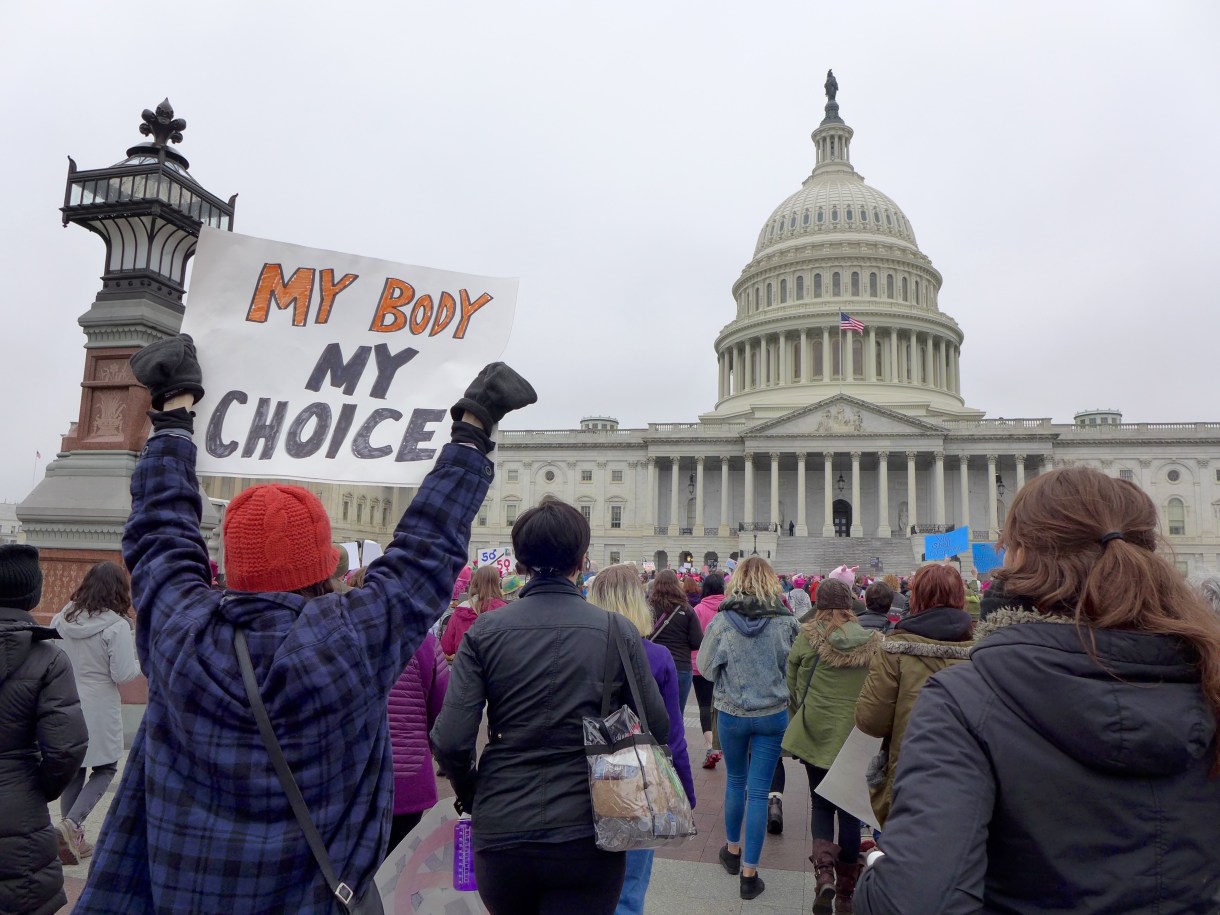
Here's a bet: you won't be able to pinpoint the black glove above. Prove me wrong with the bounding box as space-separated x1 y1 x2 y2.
147 406 195 435
130 333 204 409
450 420 495 454
449 363 537 429
449 765 479 815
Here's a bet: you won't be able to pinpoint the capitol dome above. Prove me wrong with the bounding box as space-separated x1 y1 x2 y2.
710 72 980 422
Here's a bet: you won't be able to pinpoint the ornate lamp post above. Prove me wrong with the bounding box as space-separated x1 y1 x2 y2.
18 100 235 620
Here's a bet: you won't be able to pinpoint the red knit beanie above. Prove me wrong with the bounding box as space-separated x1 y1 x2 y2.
223 484 340 593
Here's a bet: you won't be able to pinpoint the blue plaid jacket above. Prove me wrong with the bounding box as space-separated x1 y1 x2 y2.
75 433 491 914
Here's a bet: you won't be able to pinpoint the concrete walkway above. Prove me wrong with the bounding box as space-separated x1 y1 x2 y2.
54 709 823 913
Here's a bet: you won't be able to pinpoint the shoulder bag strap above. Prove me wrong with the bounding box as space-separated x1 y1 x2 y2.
600 615 618 718
235 629 365 914
609 614 653 738
647 606 678 642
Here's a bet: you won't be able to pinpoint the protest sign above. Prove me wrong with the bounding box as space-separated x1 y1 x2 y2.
477 547 514 576
924 526 970 561
361 540 383 566
972 542 1004 573
373 804 486 914
814 727 883 829
181 228 518 486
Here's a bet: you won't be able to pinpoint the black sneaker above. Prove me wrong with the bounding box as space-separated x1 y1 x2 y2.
740 872 765 900
766 796 783 834
718 843 741 876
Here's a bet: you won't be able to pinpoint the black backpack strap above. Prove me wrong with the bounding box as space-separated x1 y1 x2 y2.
235 628 374 914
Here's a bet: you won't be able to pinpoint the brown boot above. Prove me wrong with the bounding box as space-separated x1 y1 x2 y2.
834 860 862 912
809 839 840 911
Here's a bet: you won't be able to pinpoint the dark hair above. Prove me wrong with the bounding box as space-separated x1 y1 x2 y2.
291 579 334 600
66 561 132 622
815 579 852 611
649 569 687 614
701 572 726 598
997 465 1220 769
511 496 589 576
865 580 894 613
908 563 966 614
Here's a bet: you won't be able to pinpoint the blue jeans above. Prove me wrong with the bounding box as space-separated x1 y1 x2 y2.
718 709 787 869
614 849 654 915
675 670 693 715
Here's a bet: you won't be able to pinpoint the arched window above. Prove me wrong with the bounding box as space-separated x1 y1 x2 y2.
754 288 760 310
789 215 797 229
914 280 920 305
852 336 864 379
768 224 775 238
831 207 839 222
875 340 884 379
802 210 810 226
851 272 860 296
793 340 802 379
886 274 895 298
869 272 878 297
813 338 824 377
383 505 391 527
885 211 892 226
766 283 773 307
342 495 351 522
1167 498 1186 535
846 207 854 221
356 501 364 524
779 278 788 303
832 272 842 296
860 208 868 223
873 208 880 222
901 276 909 302
796 275 805 299
817 208 825 224
814 274 823 298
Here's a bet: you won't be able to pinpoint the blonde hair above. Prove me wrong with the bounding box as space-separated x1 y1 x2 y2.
726 556 783 602
469 564 503 613
589 564 653 636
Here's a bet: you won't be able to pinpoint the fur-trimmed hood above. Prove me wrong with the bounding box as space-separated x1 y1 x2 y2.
967 607 1213 776
882 638 972 661
801 619 881 669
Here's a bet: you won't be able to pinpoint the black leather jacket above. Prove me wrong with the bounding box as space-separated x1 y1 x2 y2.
431 575 667 845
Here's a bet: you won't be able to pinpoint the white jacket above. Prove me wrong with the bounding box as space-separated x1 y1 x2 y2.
52 605 141 767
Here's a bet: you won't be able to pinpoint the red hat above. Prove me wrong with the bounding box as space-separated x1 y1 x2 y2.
223 484 340 593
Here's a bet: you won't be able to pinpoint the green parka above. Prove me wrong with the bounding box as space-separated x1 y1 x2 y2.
854 612 973 826
781 618 881 769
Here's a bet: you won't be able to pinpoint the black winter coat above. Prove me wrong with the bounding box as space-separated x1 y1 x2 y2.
0 607 88 915
431 575 668 847
648 601 702 673
856 609 1220 915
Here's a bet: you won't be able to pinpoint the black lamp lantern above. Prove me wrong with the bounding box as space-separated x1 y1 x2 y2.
996 474 1006 498
61 99 237 308
688 470 696 497
837 472 846 494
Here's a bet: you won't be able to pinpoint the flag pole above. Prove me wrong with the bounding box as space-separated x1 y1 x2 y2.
838 321 844 395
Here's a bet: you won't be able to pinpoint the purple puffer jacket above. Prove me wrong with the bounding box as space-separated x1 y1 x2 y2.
388 633 449 814
641 639 696 808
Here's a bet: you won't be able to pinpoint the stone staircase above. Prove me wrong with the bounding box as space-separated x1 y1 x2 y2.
772 535 921 577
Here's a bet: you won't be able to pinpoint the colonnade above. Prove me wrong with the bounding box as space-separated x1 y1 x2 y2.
717 326 960 399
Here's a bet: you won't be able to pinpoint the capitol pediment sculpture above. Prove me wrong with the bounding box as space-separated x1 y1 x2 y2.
814 405 865 434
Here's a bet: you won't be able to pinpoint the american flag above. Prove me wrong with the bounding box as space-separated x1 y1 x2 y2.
840 312 865 333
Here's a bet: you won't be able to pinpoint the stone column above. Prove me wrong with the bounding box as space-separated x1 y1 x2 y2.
934 451 946 525
1199 459 1212 536
525 461 535 508
770 452 781 528
567 461 577 504
669 458 681 531
802 330 811 382
1015 454 1026 491
694 456 705 531
822 327 831 382
889 329 898 382
867 326 877 382
719 457 731 536
743 455 755 525
987 454 1000 536
779 332 789 385
796 452 809 536
906 451 918 535
959 455 971 529
1139 458 1152 493
923 334 933 387
596 460 607 529
850 451 863 537
877 452 891 537
823 452 835 537
646 457 657 528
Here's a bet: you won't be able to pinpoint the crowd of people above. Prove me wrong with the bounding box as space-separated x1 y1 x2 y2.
1 333 1218 914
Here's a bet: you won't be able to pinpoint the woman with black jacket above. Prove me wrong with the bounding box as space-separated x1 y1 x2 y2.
431 497 668 915
647 569 703 713
856 466 1220 914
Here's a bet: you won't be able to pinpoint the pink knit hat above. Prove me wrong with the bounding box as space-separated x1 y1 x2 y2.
828 565 858 587
452 565 472 601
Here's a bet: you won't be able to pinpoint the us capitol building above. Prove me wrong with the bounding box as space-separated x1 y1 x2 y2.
210 76 1220 576
468 75 1220 576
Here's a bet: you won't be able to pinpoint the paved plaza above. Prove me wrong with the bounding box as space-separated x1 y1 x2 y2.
54 708 822 914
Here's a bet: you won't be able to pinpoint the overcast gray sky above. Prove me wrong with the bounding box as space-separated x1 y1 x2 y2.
3 0 1218 502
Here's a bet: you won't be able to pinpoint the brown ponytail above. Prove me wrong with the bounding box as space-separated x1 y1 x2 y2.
996 465 1220 771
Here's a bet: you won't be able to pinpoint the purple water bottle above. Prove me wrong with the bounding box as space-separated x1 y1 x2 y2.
453 817 477 891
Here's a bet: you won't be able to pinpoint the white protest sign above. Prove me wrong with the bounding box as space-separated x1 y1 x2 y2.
814 727 884 829
477 548 513 576
361 540 383 565
182 228 518 485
